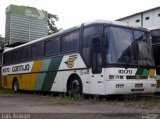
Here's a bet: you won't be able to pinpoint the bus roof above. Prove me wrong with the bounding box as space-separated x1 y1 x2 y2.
4 20 149 53
148 26 160 30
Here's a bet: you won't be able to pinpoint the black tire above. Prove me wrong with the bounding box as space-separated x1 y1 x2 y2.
13 80 19 93
68 77 82 98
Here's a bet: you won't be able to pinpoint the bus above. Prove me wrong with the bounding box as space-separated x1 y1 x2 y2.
1 20 157 97
150 28 160 91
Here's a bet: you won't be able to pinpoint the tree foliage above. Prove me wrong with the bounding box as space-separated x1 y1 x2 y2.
48 13 61 35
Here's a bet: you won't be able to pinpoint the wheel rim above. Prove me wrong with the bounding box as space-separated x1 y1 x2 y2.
14 81 18 92
71 79 80 97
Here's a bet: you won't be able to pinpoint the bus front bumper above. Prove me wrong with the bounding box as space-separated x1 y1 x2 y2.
105 80 156 95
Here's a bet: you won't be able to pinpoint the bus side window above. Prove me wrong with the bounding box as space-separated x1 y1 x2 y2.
44 37 60 56
31 43 44 59
92 37 102 74
70 32 79 50
4 53 11 65
21 46 31 62
61 35 70 52
61 31 79 53
11 50 20 64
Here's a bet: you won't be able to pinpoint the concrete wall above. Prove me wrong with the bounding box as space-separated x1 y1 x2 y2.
118 8 160 29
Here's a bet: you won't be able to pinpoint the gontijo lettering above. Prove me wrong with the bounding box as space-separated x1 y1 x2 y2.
12 64 30 72
3 68 10 73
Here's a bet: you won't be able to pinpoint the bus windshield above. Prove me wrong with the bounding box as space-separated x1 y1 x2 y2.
104 26 155 66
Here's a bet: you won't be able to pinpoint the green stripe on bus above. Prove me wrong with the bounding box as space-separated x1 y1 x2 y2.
34 59 51 91
142 69 149 76
41 56 63 91
136 68 149 76
136 68 144 75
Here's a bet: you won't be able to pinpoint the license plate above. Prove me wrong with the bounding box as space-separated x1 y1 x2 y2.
135 83 143 87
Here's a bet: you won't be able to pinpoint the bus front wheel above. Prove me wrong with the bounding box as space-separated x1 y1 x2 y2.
68 77 82 98
13 79 19 93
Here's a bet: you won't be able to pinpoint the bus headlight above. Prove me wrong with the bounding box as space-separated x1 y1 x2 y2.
151 84 156 87
115 84 124 88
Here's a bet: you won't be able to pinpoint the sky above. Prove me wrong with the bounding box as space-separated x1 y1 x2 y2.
0 0 160 37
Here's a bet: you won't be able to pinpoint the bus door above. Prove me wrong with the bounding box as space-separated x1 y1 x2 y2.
90 35 105 94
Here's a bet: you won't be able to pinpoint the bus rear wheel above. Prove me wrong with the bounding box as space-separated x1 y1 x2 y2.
13 80 19 93
68 77 82 98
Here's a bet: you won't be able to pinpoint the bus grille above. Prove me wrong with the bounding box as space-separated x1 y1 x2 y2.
126 76 148 79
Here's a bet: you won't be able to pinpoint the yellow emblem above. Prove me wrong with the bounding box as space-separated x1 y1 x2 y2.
65 55 77 68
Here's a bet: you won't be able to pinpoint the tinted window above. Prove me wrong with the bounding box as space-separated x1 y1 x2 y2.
153 45 160 74
53 37 60 53
32 43 44 59
82 36 92 66
21 46 31 61
61 31 79 52
82 25 102 66
152 36 160 43
134 30 151 46
104 26 154 66
4 53 11 65
105 26 134 64
92 37 102 73
3 54 6 65
134 30 148 42
44 37 60 56
11 52 15 64
11 50 20 64
83 25 102 37
70 32 79 50
61 35 70 52
151 30 160 43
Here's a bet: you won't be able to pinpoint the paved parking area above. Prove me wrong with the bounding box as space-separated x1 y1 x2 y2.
0 93 160 119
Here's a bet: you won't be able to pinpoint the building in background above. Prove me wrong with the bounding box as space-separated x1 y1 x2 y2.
5 4 48 47
0 36 4 68
0 36 4 50
117 7 160 29
0 36 3 88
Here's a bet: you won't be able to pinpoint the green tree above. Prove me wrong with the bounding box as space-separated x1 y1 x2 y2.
48 13 61 35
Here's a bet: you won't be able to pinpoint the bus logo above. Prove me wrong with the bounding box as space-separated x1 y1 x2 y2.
65 55 77 68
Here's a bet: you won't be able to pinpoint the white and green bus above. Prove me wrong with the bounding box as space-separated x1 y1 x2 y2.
1 20 157 96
